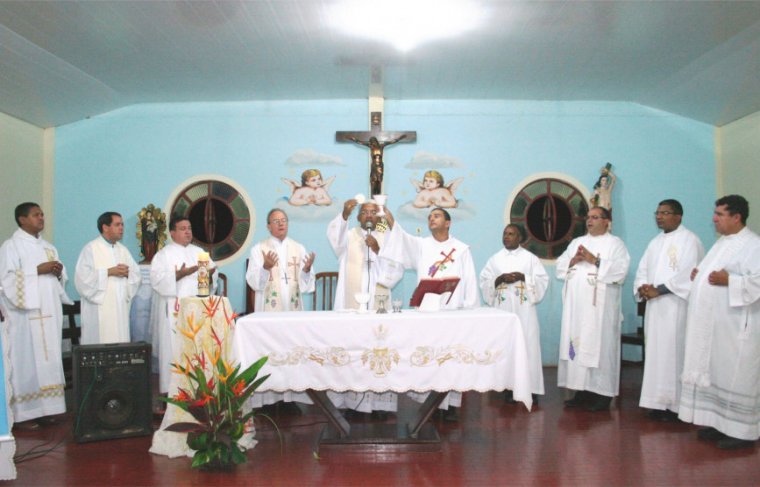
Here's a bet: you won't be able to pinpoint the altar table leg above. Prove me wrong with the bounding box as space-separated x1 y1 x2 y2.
306 390 445 454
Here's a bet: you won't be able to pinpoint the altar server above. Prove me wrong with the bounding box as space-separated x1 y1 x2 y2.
75 211 140 344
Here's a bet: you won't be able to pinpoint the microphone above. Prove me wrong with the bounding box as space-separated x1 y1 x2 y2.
364 220 374 234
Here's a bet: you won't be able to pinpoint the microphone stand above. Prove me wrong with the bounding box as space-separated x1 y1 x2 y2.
365 222 372 295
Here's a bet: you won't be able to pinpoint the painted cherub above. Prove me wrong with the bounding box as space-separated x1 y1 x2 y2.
410 170 463 208
282 169 335 206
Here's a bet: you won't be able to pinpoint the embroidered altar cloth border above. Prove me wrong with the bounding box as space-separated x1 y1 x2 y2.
234 307 532 410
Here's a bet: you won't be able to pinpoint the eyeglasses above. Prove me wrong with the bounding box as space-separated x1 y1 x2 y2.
269 218 288 225
654 211 674 216
586 215 607 220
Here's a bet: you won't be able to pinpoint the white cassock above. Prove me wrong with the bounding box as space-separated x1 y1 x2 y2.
246 236 314 312
556 232 630 397
0 229 72 422
325 213 404 413
381 221 480 409
634 225 703 412
149 241 216 393
480 246 549 395
75 237 141 344
246 236 314 407
679 227 760 440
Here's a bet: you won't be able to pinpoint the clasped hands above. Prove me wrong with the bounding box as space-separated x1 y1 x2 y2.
37 260 63 278
495 272 525 287
569 244 597 268
637 283 659 301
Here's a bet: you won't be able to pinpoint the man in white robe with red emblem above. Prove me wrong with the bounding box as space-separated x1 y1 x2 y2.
381 207 480 420
480 223 548 401
634 199 703 422
556 206 630 412
679 195 760 450
75 211 141 344
0 203 72 430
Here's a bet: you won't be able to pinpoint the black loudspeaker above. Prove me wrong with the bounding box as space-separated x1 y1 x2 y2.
73 341 153 443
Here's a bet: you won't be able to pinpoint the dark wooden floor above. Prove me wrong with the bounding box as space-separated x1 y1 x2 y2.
10 365 760 486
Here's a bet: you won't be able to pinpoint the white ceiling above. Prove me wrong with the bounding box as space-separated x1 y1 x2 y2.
1 0 759 129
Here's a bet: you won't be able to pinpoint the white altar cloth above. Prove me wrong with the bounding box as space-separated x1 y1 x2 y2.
234 307 533 410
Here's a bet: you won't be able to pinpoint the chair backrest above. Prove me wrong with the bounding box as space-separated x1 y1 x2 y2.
245 258 255 314
313 271 339 311
62 300 82 346
216 272 228 297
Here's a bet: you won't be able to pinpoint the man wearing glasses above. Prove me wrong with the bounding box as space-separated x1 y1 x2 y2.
246 208 315 312
556 206 630 412
634 200 703 422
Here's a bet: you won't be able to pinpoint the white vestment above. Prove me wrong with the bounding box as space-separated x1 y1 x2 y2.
246 237 315 312
0 229 72 422
634 225 703 412
325 213 403 412
381 222 480 409
150 242 215 393
246 236 314 407
480 246 548 395
75 237 140 344
556 233 630 397
678 227 760 440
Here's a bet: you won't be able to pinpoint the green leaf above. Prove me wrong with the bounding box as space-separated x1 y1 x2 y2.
238 356 269 384
231 443 247 464
163 421 205 433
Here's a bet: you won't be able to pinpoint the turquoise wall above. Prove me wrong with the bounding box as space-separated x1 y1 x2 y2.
54 99 716 364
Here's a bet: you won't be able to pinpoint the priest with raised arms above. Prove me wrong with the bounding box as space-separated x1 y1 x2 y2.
634 199 703 422
381 206 480 420
75 211 141 345
326 197 403 416
0 202 72 430
150 215 215 394
556 206 630 412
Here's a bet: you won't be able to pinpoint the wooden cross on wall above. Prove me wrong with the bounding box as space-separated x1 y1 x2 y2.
336 112 416 197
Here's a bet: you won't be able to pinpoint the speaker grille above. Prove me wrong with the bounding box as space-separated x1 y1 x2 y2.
73 342 153 443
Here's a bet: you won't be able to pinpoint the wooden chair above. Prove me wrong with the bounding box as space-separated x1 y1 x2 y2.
62 300 82 389
621 300 646 365
244 258 255 314
313 272 338 311
216 272 228 297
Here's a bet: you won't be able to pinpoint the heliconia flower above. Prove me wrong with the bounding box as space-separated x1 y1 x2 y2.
202 295 222 318
210 326 223 348
191 393 214 407
180 326 197 341
193 352 207 370
207 377 215 390
171 362 189 376
231 380 245 397
173 388 192 403
206 344 221 366
217 360 235 384
222 302 238 328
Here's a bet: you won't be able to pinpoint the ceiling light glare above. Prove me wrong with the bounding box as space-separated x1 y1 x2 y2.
328 0 485 52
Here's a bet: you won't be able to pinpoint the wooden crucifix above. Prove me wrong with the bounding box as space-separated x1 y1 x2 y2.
336 111 416 197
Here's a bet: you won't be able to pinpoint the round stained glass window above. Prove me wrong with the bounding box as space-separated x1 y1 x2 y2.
509 178 589 259
170 180 251 261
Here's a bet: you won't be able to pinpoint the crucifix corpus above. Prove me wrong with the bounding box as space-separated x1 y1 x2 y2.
336 112 416 197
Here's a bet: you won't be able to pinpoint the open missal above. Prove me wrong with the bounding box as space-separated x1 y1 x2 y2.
409 277 461 307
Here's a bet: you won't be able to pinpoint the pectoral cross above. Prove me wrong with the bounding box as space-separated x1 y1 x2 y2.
336 112 416 197
286 256 299 284
29 310 52 361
